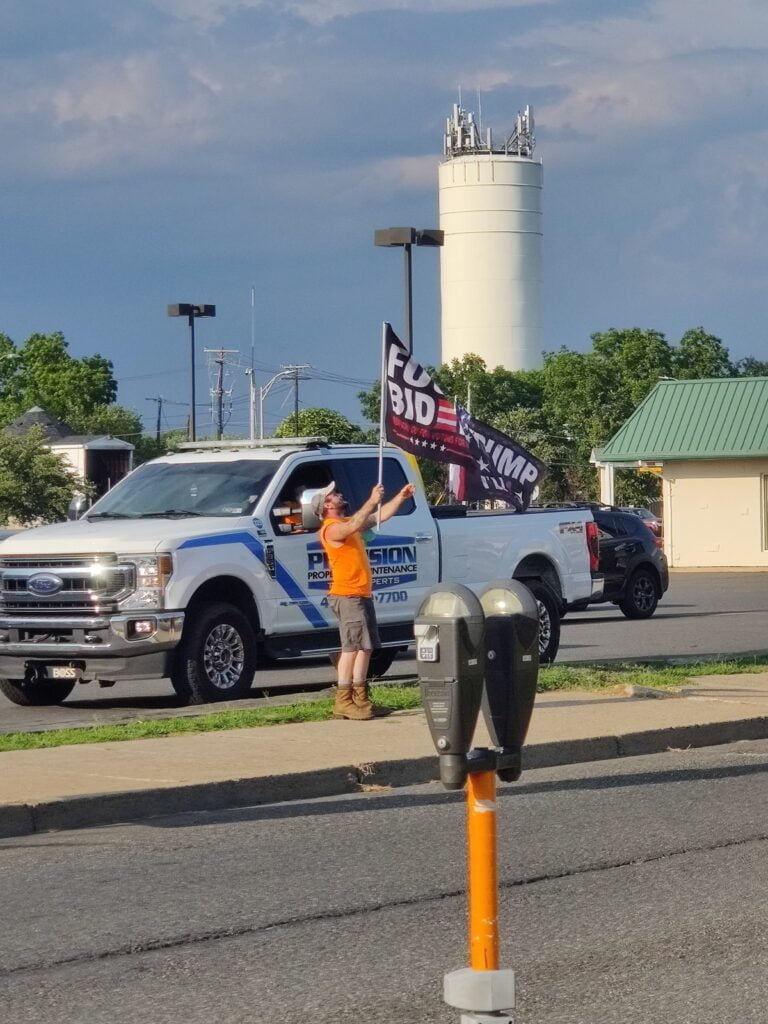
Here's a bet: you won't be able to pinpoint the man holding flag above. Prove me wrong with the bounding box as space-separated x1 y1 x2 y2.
313 479 415 720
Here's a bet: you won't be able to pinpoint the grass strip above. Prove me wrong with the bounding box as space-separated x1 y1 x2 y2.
2 657 768 752
536 656 768 692
0 684 421 752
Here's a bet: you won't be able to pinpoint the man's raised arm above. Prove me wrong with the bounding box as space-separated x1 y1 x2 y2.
378 483 416 524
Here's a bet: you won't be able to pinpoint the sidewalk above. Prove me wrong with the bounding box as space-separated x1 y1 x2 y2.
3 674 768 839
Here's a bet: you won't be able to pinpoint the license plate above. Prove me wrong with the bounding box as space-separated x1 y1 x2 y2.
50 666 78 680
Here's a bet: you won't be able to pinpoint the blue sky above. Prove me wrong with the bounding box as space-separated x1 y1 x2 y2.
2 0 768 437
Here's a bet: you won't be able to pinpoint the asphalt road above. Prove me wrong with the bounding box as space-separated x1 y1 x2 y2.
2 570 767 733
2 740 768 1023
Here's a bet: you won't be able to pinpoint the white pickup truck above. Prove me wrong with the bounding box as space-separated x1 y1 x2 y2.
0 440 600 706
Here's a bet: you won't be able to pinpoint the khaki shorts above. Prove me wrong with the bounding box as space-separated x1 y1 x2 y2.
328 595 381 652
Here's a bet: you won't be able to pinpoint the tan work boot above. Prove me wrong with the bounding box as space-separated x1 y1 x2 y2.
333 686 373 721
352 684 375 718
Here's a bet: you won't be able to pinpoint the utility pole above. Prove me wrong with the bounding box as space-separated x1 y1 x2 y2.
249 286 257 441
146 395 163 441
293 365 300 436
280 364 310 437
204 348 238 440
145 396 189 442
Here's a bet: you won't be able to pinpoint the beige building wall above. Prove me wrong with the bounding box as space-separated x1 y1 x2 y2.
49 445 86 477
662 458 768 567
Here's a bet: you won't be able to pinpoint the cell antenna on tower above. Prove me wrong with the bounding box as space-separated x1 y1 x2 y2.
444 102 535 158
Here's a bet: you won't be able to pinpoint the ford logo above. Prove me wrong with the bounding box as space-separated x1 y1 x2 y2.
28 573 64 596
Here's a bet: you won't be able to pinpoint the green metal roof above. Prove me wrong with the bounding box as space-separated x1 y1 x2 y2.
601 377 768 462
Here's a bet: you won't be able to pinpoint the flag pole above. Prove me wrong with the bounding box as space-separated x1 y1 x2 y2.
376 321 388 530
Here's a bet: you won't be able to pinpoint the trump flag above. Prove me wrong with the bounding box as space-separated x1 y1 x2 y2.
382 323 548 511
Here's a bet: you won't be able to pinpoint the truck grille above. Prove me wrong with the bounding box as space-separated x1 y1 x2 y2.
0 555 135 614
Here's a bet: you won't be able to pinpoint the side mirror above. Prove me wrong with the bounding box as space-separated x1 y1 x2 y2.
67 493 91 521
300 487 327 530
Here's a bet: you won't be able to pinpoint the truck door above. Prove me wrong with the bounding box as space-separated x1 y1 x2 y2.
331 455 439 626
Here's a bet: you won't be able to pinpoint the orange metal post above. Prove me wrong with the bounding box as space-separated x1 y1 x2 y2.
466 769 499 971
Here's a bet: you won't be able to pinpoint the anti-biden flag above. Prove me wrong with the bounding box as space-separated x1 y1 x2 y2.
383 324 547 511
383 325 471 467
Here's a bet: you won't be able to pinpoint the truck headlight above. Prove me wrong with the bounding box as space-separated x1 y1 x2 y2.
118 553 173 609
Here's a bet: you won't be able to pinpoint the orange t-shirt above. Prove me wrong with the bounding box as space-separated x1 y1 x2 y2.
319 519 373 598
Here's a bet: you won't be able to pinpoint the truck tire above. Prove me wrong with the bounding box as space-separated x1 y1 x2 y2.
171 602 257 705
0 677 76 706
525 581 561 664
619 568 659 619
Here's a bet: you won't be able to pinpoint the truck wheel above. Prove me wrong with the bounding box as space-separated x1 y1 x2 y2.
0 678 75 706
619 568 659 619
525 582 561 665
171 602 257 705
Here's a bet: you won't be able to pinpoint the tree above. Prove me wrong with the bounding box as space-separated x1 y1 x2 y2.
0 426 88 525
541 329 678 501
357 379 381 426
672 328 734 379
493 406 584 504
274 408 368 443
357 356 544 429
736 356 768 377
67 404 143 439
0 332 116 426
431 355 544 423
359 325 768 506
132 429 188 466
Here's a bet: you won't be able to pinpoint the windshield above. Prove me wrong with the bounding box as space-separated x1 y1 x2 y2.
87 460 276 519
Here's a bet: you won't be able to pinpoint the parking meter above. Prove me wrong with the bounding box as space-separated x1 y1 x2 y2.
415 584 485 790
478 581 539 782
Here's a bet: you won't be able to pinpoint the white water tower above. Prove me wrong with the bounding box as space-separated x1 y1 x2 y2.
439 104 543 371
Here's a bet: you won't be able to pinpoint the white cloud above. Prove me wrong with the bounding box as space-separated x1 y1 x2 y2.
265 152 437 205
451 0 768 173
284 0 552 26
149 0 553 29
696 131 768 251
0 44 303 178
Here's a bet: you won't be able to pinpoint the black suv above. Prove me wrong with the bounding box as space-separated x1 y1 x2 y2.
571 505 669 618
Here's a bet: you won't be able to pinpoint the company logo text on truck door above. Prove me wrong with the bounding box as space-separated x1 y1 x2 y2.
306 536 418 590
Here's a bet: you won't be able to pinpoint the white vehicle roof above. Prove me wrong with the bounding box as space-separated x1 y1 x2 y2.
149 440 383 466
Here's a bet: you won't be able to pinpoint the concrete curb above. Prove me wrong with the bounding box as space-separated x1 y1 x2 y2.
2 715 768 840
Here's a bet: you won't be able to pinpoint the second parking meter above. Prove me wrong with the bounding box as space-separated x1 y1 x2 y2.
478 581 539 782
415 584 486 790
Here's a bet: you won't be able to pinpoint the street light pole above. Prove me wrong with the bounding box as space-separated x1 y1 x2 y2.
167 303 216 442
374 228 444 355
403 241 413 353
189 312 197 441
254 365 310 440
